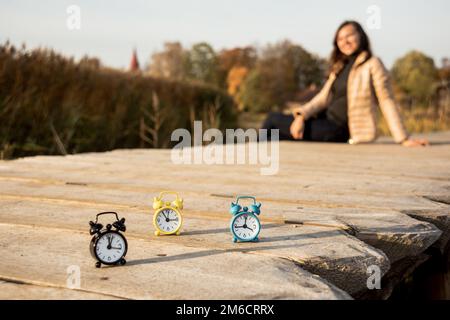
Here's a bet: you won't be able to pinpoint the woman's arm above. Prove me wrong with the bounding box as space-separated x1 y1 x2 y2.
287 75 336 119
371 57 428 146
370 57 410 143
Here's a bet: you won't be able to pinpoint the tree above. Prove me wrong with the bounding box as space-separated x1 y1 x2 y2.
239 69 268 113
391 51 439 105
240 40 325 112
78 56 101 70
217 47 257 88
147 42 188 80
227 66 250 111
185 42 219 85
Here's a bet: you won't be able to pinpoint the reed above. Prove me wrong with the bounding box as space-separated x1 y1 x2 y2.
0 43 237 159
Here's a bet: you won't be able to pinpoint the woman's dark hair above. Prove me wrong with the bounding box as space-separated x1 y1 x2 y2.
330 20 372 72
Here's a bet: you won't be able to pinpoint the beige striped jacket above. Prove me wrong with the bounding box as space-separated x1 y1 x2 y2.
297 51 409 144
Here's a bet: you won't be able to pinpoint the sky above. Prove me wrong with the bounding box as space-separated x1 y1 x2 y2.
1 0 449 70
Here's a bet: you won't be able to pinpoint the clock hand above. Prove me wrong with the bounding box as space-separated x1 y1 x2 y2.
107 237 112 249
245 226 254 231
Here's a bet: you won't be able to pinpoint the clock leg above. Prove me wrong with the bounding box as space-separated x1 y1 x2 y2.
95 262 101 268
176 230 181 236
120 258 126 266
154 230 160 236
233 237 237 243
254 237 259 242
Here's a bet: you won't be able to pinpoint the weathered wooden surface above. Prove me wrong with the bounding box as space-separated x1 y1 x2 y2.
0 280 121 300
0 131 449 299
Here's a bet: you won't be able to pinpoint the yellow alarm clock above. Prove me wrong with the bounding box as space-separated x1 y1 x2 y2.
152 191 183 236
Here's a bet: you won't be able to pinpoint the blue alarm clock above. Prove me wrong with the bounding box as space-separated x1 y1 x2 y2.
229 196 261 243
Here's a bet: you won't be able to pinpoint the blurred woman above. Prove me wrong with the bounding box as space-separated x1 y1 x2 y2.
261 20 428 147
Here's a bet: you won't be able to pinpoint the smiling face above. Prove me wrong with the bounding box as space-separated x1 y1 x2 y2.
336 24 361 57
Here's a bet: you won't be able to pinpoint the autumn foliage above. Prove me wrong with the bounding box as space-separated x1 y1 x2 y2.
146 41 326 113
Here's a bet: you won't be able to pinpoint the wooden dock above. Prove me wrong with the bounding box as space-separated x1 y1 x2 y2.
1 131 449 300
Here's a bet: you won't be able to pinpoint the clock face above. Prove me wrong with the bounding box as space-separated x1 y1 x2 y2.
232 213 260 241
155 208 181 233
95 232 127 264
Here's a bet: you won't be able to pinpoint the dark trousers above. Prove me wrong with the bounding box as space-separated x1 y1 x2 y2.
261 112 350 142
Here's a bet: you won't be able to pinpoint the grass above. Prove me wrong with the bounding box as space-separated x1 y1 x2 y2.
0 43 237 159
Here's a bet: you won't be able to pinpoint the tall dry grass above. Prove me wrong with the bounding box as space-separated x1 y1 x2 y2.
377 106 450 137
0 43 237 159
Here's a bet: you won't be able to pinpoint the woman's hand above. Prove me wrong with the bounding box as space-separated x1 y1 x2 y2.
290 114 305 140
402 138 429 147
286 101 306 140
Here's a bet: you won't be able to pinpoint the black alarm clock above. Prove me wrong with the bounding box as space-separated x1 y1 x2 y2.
89 212 128 268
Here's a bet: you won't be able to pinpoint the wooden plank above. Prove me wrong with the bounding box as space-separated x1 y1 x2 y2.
402 209 450 253
0 279 121 300
5 150 449 191
0 224 351 300
0 137 446 265
2 148 448 211
0 177 442 264
1 132 449 299
0 200 389 295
